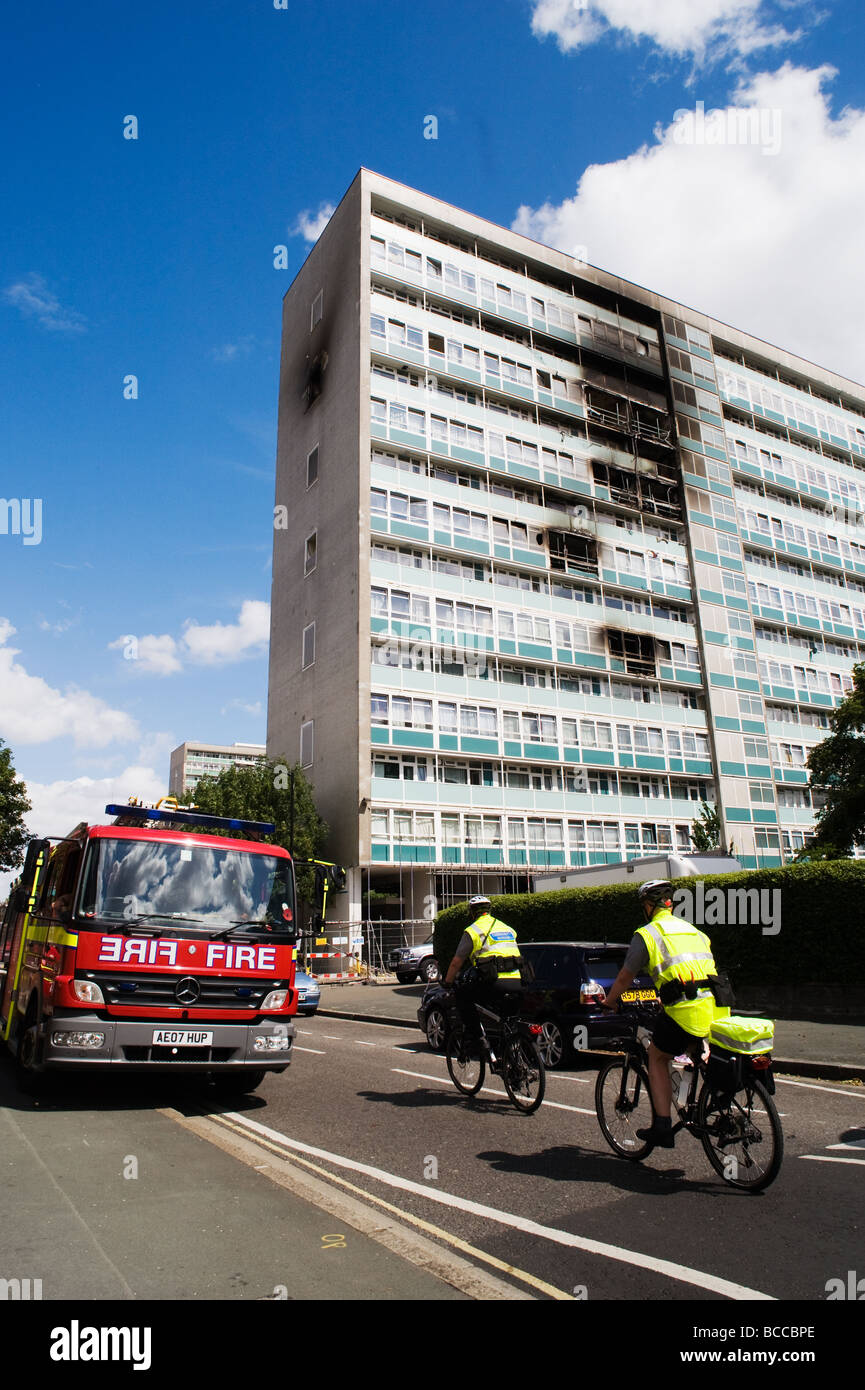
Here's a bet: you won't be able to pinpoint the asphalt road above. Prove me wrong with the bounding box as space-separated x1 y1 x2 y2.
204 1013 864 1304
2 1014 863 1337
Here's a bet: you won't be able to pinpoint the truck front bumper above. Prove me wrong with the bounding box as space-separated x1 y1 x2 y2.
43 1014 296 1070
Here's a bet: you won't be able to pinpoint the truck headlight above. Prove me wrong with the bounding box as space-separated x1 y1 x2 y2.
71 980 105 1005
262 989 288 1009
254 1033 293 1052
52 1031 105 1049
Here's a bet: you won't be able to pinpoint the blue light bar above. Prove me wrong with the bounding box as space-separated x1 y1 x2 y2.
105 805 276 836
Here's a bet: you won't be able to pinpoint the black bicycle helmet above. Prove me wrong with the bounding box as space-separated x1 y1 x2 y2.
637 879 673 907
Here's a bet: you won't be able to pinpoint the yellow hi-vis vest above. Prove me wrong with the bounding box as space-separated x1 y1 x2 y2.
636 906 717 1037
465 914 521 980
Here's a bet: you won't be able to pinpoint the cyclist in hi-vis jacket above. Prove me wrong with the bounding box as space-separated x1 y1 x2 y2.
602 880 718 1147
443 895 522 1049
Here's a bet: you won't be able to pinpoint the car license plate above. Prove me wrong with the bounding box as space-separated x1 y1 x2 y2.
620 990 658 1003
151 1029 213 1046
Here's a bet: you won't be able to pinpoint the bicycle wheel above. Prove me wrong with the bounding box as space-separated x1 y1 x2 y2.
446 1030 485 1096
502 1034 545 1114
595 1058 655 1160
697 1075 784 1192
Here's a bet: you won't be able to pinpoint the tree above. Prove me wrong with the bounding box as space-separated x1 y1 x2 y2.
0 738 31 874
800 662 865 856
180 756 329 903
690 800 721 853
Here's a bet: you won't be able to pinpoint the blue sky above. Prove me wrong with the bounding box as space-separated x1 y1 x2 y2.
2 0 864 870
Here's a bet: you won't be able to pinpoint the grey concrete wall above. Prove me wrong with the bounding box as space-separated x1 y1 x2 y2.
267 173 365 867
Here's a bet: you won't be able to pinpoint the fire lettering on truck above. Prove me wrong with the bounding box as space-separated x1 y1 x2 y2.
205 944 277 971
97 937 179 966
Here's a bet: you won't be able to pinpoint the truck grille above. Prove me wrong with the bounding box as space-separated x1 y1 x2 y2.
122 1045 238 1063
89 972 279 1010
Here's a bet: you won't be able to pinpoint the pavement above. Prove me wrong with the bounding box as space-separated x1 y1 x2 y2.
0 1057 470 1302
318 980 865 1083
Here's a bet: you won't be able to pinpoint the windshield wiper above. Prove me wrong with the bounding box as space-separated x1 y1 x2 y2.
108 914 207 934
209 919 276 940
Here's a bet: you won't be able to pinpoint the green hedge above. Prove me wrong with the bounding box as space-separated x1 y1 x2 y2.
433 861 865 988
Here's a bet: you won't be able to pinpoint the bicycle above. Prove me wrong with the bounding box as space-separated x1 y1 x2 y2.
595 1006 783 1192
444 991 546 1114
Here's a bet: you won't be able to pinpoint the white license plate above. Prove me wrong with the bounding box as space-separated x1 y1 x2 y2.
151 1029 213 1046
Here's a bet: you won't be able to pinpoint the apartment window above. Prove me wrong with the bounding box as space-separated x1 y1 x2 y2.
307 445 319 488
744 737 770 760
300 720 314 768
310 291 323 331
304 532 317 576
302 622 315 669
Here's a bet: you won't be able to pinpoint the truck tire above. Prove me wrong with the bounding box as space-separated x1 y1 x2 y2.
419 958 440 983
15 1002 46 1094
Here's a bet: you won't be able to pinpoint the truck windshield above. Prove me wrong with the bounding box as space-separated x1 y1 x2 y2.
77 837 295 934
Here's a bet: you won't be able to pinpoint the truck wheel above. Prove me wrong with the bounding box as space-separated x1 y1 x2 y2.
419 958 440 983
15 1008 45 1094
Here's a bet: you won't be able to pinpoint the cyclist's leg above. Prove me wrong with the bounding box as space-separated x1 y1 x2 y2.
454 978 482 1041
647 1041 674 1119
639 1012 703 1145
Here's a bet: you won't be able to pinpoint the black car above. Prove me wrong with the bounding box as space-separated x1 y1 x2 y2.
417 940 658 1067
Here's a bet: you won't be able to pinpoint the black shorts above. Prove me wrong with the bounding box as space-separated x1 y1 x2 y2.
652 1010 706 1057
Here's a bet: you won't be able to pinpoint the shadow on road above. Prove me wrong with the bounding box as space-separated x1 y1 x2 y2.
477 1144 735 1197
0 1052 269 1119
357 1085 532 1116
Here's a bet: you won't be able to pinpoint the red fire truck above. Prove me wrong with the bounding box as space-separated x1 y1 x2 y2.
0 801 300 1092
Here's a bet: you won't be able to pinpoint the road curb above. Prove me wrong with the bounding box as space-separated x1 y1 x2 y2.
317 1008 865 1083
771 1057 865 1083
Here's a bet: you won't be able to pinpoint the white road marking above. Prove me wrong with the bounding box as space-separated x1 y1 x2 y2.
317 1034 344 1040
776 1077 865 1098
294 1046 326 1055
394 1067 614 1117
355 1040 378 1047
221 1111 776 1301
827 1139 865 1150
800 1155 865 1167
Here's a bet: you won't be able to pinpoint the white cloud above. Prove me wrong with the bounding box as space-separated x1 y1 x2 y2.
211 335 255 363
136 731 178 769
512 64 865 384
3 273 87 333
108 632 182 676
291 203 335 243
0 763 171 903
530 0 805 64
181 600 270 666
110 600 270 677
221 699 263 717
0 619 139 748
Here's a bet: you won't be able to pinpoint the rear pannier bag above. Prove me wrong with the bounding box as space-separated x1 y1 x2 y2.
708 1016 774 1056
706 1016 775 1099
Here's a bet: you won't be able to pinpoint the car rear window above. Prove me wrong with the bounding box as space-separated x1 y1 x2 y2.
521 944 580 987
582 951 628 988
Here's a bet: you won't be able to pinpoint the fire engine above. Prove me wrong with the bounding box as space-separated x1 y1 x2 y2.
0 800 301 1092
